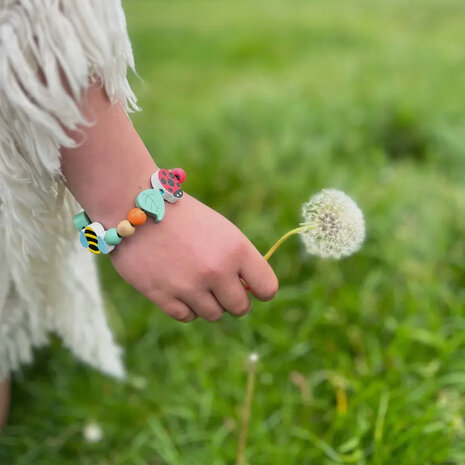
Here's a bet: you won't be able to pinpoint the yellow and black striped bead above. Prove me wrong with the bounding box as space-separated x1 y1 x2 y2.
84 227 101 254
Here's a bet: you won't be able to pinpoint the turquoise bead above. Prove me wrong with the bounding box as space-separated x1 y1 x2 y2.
73 211 90 231
104 228 122 246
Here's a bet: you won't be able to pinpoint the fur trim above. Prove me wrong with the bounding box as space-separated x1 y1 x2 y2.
0 0 137 379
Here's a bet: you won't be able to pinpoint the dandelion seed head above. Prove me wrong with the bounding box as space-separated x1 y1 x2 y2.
83 422 103 443
249 352 259 363
129 375 148 390
300 189 365 259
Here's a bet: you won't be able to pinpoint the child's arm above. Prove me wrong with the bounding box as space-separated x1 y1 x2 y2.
61 84 278 322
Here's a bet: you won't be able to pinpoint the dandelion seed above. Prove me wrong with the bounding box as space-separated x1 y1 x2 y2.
83 422 103 443
300 189 365 259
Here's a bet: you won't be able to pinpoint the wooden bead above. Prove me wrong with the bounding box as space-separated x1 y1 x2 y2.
127 208 147 226
104 228 122 246
116 220 135 238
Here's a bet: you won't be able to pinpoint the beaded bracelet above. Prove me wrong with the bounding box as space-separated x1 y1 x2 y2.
74 167 186 255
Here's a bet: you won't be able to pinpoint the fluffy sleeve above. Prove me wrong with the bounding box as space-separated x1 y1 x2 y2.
0 0 139 379
0 0 138 184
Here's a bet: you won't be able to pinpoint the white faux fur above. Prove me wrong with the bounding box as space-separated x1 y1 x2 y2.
0 0 139 379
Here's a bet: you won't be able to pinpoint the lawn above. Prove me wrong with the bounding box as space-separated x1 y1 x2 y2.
2 0 465 463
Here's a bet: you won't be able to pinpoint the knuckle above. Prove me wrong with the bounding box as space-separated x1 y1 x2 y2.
233 239 249 256
200 263 222 281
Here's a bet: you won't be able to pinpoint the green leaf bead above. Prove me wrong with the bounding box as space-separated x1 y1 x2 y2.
73 211 91 231
104 228 122 246
135 189 165 222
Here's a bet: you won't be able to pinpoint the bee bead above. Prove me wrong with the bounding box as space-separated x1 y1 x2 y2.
116 220 135 238
127 208 147 226
80 222 114 254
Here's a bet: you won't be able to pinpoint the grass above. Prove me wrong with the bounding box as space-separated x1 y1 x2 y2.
2 0 465 463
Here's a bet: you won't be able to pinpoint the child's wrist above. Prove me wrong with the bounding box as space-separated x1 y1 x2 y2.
85 164 157 227
74 165 187 254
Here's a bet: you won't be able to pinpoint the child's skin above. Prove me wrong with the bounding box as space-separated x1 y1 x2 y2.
61 84 279 322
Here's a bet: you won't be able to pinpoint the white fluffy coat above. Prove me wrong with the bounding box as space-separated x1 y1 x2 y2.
0 0 138 379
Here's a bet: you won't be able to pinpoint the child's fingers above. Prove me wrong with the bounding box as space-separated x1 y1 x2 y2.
240 251 279 302
183 291 225 322
161 299 197 323
213 277 251 317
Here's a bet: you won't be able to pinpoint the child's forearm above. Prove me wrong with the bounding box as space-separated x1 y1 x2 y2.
61 84 156 226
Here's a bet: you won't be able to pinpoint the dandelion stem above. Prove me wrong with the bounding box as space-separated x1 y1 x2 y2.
236 357 258 465
335 385 347 415
264 226 305 261
374 390 390 445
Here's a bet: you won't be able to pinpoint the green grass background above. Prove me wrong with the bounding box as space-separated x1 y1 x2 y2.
2 0 465 463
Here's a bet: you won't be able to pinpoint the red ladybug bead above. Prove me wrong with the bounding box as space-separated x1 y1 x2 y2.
172 168 186 184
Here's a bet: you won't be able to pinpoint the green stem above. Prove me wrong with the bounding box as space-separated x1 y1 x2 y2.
236 359 258 465
264 226 305 261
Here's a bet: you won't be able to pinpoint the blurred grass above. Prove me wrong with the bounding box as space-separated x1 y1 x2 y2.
2 0 465 463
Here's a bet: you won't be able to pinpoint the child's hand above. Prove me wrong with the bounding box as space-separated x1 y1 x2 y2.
110 194 278 322
61 85 277 321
